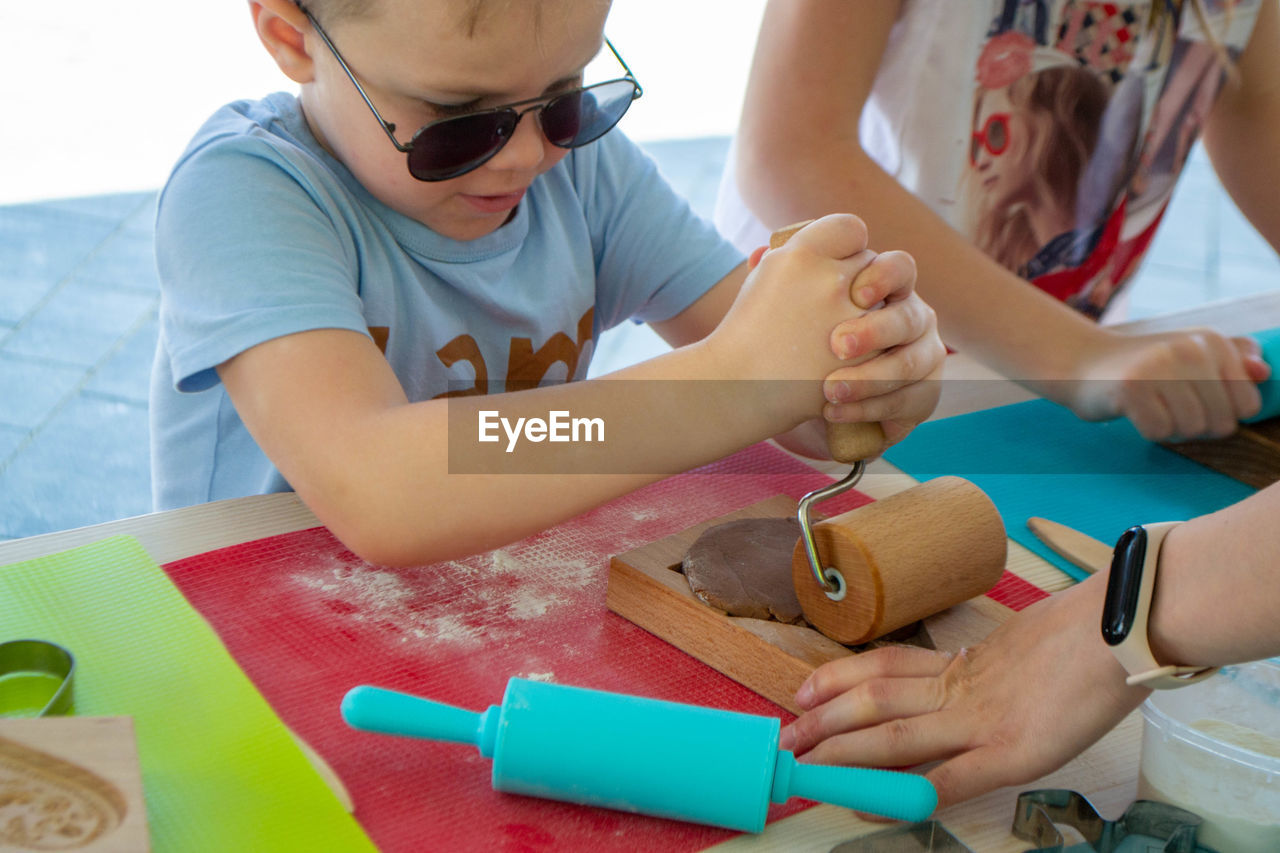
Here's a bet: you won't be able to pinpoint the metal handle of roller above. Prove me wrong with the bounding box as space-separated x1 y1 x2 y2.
796 462 864 597
770 222 887 594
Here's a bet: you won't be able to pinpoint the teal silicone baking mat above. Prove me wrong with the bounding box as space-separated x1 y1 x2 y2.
884 398 1257 580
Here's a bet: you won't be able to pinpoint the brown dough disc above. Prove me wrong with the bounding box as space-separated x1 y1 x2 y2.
682 517 804 624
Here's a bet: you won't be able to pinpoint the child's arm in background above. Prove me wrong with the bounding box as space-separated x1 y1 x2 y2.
218 215 943 566
1203 0 1280 256
734 0 1269 442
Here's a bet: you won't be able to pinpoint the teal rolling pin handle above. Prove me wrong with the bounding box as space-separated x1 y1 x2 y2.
341 679 936 833
1246 326 1280 423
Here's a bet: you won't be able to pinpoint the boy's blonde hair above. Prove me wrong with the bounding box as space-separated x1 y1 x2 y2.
302 0 371 24
304 0 523 37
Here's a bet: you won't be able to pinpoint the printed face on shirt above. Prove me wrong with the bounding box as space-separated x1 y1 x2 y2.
299 0 611 241
969 88 1032 202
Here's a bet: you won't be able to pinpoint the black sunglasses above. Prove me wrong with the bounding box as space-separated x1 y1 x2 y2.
300 7 643 182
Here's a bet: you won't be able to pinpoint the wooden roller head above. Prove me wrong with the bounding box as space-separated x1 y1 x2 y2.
790 477 1007 645
768 221 885 462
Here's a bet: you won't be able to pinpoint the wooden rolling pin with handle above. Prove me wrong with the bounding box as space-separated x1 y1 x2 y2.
767 221 886 597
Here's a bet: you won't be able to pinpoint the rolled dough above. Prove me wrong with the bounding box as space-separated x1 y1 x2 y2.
682 518 805 624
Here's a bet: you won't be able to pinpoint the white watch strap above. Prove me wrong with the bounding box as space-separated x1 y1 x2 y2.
1110 521 1218 690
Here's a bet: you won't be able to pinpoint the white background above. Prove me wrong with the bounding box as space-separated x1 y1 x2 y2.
0 1 767 204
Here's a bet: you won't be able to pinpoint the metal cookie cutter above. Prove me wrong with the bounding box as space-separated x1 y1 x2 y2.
0 639 76 717
797 460 865 600
830 819 973 852
1012 789 1217 853
828 788 1220 853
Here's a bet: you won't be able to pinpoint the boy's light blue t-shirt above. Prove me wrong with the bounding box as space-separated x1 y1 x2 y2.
151 92 744 510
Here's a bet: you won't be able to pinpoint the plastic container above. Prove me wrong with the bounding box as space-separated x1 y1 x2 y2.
1138 658 1280 851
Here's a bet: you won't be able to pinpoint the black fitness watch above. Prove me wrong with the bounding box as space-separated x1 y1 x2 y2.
1101 522 1218 689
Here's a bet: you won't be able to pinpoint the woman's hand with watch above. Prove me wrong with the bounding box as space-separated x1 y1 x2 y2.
779 482 1280 810
780 570 1150 810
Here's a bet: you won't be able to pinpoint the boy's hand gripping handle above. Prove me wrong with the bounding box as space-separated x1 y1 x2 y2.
767 221 885 463
769 222 885 596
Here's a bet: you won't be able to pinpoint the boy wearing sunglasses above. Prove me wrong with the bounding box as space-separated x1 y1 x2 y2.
150 0 946 566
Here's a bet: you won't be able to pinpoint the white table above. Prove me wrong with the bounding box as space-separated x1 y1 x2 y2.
4 292 1277 851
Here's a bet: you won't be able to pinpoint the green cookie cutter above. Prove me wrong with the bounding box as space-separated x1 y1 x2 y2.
0 639 76 717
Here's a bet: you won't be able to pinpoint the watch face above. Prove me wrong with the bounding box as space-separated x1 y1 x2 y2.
1101 526 1147 646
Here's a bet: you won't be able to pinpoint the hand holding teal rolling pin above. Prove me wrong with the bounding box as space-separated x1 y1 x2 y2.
341 679 936 832
1244 327 1280 422
1062 325 1275 442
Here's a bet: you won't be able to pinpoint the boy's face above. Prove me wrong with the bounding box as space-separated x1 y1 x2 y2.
300 0 612 240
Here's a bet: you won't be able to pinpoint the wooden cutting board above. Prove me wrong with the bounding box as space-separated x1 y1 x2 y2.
0 716 149 852
607 494 1026 715
1161 416 1280 489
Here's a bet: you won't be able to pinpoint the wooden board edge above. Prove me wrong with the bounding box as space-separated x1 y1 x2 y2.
1160 419 1280 489
605 489 1046 718
607 556 832 715
605 496 848 715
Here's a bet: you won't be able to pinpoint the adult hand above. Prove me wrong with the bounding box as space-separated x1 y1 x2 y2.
779 576 1150 809
1070 328 1270 441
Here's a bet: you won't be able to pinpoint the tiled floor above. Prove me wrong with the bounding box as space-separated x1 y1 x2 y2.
1 140 1277 541
1 192 160 539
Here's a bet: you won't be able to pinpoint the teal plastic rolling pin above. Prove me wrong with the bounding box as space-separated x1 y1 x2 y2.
341 678 937 832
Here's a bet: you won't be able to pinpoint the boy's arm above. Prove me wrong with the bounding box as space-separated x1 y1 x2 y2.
1202 0 1280 254
648 260 748 346
217 327 750 566
218 215 918 567
736 0 1268 440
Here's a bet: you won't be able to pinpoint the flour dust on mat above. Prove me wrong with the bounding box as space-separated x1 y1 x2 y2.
288 540 600 651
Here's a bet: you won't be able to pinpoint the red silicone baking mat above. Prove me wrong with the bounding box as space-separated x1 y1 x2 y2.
162 444 1044 851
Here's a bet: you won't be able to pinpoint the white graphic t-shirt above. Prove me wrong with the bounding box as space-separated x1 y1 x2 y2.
717 0 1262 318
